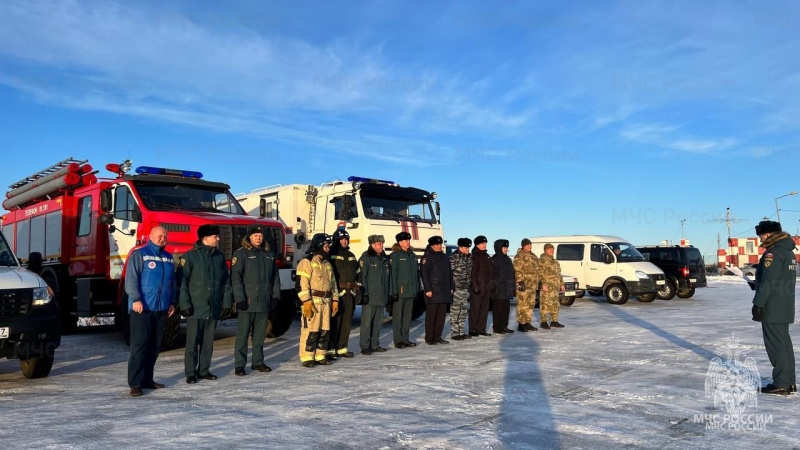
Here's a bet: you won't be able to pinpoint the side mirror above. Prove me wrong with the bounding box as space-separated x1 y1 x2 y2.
603 250 614 264
98 213 115 225
100 189 112 212
435 201 441 219
259 199 267 218
28 252 43 274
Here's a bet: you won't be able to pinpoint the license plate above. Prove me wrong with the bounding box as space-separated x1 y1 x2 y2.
564 291 576 297
0 327 8 339
656 280 666 285
690 278 697 282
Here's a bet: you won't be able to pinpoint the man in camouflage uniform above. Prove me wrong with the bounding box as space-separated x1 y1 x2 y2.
450 238 473 341
513 238 539 332
296 233 339 367
539 243 565 329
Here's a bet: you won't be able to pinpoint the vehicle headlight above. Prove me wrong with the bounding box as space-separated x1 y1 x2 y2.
635 271 649 280
32 286 54 306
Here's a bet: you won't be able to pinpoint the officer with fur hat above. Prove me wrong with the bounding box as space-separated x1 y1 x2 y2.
328 228 359 359
421 235 454 344
469 235 494 336
179 224 232 384
752 220 797 395
390 231 420 348
296 233 339 367
490 239 516 334
231 224 280 376
450 237 473 340
358 234 392 354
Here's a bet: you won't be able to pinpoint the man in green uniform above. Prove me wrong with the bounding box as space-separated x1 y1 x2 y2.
391 231 420 348
752 220 797 395
231 224 280 376
538 243 565 330
359 235 391 354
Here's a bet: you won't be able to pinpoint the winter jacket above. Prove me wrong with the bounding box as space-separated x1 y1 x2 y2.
330 243 359 286
450 250 472 291
538 253 562 291
358 247 391 306
421 245 454 304
124 240 175 312
231 237 281 312
513 248 540 292
753 232 797 323
490 240 516 300
391 244 420 299
178 241 233 319
470 246 493 295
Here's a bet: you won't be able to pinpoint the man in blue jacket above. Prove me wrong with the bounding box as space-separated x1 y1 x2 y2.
125 226 176 397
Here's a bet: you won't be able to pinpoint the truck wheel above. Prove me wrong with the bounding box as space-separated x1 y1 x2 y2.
411 293 426 320
605 284 629 305
559 296 576 306
656 280 676 300
266 294 297 338
587 290 603 297
41 268 78 335
636 293 656 302
676 287 696 299
160 313 180 351
20 355 55 379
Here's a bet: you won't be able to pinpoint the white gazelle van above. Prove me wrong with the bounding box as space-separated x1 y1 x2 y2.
529 235 665 305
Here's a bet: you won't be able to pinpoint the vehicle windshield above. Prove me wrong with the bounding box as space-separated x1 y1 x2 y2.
133 181 245 214
360 191 437 224
607 242 646 262
0 231 18 267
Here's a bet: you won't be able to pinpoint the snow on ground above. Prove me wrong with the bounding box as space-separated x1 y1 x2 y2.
1 276 799 449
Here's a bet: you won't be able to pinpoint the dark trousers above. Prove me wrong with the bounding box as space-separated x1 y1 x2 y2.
392 296 414 344
492 298 511 332
425 303 447 341
330 292 355 354
235 311 268 369
185 318 217 377
469 291 491 334
762 322 797 388
128 310 166 388
360 305 384 350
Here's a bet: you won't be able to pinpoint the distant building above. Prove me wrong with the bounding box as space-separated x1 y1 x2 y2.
717 236 800 269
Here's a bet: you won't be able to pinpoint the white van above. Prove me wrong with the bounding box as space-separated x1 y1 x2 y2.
529 235 666 305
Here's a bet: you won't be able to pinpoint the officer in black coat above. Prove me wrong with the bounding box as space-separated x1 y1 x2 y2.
421 236 454 345
752 220 797 395
328 228 359 359
469 235 494 337
490 239 516 334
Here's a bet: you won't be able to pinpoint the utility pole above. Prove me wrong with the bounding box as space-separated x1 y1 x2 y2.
680 219 686 240
708 207 748 268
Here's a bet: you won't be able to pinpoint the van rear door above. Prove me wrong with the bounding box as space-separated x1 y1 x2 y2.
684 247 707 287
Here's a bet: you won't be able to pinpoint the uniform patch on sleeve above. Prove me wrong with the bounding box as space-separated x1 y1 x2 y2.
232 256 237 266
421 257 427 265
180 258 186 267
359 260 364 268
764 254 773 268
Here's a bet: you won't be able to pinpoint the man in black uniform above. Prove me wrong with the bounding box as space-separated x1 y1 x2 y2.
231 224 280 376
490 239 515 334
328 228 359 359
752 220 797 395
421 236 454 345
469 235 493 337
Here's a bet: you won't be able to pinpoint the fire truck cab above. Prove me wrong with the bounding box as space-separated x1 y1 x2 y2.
2 158 290 347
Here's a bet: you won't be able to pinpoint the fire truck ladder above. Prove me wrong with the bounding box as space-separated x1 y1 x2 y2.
8 157 88 190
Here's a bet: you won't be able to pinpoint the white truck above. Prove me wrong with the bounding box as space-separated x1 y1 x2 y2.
236 176 443 318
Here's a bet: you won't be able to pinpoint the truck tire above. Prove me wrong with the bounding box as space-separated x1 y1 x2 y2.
160 313 180 351
587 290 603 297
656 280 677 300
559 296 576 306
20 355 55 379
676 287 696 299
636 293 656 302
266 294 297 338
41 268 78 335
605 284 629 305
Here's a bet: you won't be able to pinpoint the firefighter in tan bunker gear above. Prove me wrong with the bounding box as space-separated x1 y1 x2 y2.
296 234 340 367
539 243 565 329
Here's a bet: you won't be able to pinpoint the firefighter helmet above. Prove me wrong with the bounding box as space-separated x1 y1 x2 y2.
332 228 350 242
310 233 332 253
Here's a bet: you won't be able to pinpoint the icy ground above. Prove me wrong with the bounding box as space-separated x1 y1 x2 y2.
1 276 799 449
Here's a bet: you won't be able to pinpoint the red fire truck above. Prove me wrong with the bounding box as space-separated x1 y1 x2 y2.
1 158 294 348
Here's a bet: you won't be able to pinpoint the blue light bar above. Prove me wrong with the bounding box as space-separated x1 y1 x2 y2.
347 176 395 185
135 166 203 178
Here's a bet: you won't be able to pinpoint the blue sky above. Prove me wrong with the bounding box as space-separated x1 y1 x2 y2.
2 0 800 261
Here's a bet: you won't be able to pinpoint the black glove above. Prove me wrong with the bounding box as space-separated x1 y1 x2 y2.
747 281 756 291
180 306 193 317
752 305 763 322
236 301 249 311
361 295 369 306
271 298 279 312
517 282 525 292
220 307 232 319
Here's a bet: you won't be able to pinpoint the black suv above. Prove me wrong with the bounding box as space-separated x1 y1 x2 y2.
636 245 707 300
